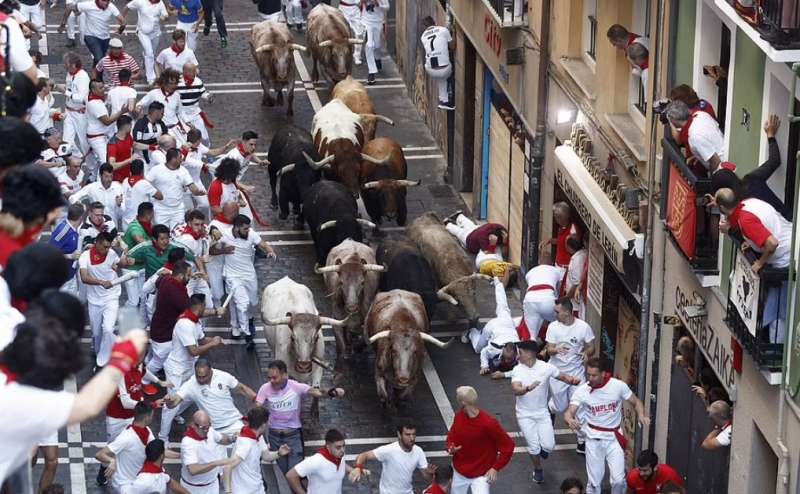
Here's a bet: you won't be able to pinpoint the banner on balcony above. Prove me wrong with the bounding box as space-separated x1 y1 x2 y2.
731 250 760 337
666 166 697 260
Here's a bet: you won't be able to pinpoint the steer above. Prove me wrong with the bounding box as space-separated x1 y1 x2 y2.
306 3 361 84
366 289 451 408
311 99 366 197
267 125 326 224
407 212 492 328
303 180 375 265
249 20 306 116
376 239 439 320
315 239 384 357
260 276 346 388
331 76 395 142
360 137 420 230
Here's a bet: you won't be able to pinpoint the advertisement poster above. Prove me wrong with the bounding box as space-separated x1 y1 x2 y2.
666 165 697 260
731 250 760 336
613 296 640 469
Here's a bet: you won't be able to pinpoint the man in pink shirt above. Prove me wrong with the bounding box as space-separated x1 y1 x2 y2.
256 360 345 473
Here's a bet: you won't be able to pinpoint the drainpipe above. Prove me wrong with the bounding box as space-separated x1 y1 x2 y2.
528 0 550 267
635 0 665 456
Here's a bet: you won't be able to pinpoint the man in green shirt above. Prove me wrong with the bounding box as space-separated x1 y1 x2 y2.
121 224 195 279
121 202 156 309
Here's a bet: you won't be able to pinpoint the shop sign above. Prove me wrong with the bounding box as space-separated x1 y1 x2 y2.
666 165 697 260
675 285 735 391
483 13 502 57
587 237 604 314
730 250 761 336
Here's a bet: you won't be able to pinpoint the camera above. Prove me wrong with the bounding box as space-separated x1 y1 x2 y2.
653 98 670 124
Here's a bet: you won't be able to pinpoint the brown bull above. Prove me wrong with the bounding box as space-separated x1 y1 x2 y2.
306 3 361 84
332 76 395 141
366 289 451 407
359 137 420 229
249 21 306 116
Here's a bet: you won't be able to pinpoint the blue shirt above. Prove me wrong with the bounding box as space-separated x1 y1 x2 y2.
49 220 80 277
170 0 201 23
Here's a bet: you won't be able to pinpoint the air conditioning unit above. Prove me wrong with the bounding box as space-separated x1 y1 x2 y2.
506 47 525 65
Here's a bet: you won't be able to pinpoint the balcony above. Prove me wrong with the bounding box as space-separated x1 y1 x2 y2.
660 136 718 273
484 0 527 27
715 0 800 62
724 237 789 372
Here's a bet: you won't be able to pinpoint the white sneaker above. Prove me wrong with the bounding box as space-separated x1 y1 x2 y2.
354 59 362 66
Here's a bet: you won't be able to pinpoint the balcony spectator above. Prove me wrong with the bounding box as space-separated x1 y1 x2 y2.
702 65 728 126
673 336 695 379
666 100 725 174
540 202 580 269
669 84 716 121
701 400 732 450
626 42 649 97
606 24 649 52
626 449 683 494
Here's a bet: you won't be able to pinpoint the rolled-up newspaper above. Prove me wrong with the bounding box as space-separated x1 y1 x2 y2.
111 270 139 287
221 292 233 310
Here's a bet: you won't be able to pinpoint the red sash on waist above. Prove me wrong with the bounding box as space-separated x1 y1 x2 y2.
527 284 554 293
588 423 627 450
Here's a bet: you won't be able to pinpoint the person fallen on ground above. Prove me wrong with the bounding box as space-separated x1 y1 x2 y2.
464 272 520 375
223 406 290 494
443 210 508 255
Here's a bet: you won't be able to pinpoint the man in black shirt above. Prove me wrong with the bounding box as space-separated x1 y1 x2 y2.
132 101 168 165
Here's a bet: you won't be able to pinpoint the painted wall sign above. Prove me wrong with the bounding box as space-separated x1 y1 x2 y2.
483 13 502 57
730 250 761 337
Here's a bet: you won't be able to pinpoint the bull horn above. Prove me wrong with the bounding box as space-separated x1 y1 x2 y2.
360 153 392 166
255 44 273 53
289 43 307 52
420 332 453 348
361 181 380 190
314 264 341 274
368 330 391 343
356 218 376 229
437 287 458 305
302 151 334 170
266 316 292 326
395 179 421 187
362 263 386 272
359 113 395 126
319 220 337 231
276 163 295 178
318 40 333 47
348 38 364 45
320 316 348 327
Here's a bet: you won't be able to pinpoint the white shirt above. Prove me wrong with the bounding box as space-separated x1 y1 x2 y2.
76 1 120 39
736 198 793 268
156 46 199 72
221 229 261 279
183 144 207 183
164 317 204 376
361 0 389 25
524 265 563 296
122 178 159 226
59 169 85 197
108 85 137 115
483 279 518 345
231 435 270 493
86 98 111 135
687 111 725 170
128 470 170 494
29 94 55 133
293 452 346 494
180 427 226 485
0 381 74 484
421 25 451 69
149 149 167 171
216 146 252 182
570 377 633 440
175 232 206 258
65 68 91 110
1 17 35 73
70 180 124 220
716 423 732 446
78 248 121 303
372 442 428 494
565 248 587 307
511 360 560 417
108 426 155 490
545 318 594 377
146 164 193 212
127 0 167 34
176 369 242 430
138 88 184 126
207 219 233 269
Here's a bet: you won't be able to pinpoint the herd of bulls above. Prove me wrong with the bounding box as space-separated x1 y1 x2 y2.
247 5 492 409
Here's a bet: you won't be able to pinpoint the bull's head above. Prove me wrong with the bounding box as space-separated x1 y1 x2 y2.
265 312 346 374
369 327 451 387
436 273 493 325
255 42 307 83
316 258 385 315
302 151 335 171
362 179 421 220
318 38 363 82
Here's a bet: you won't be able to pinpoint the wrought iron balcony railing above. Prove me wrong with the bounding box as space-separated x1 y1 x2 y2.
725 0 800 49
486 0 527 27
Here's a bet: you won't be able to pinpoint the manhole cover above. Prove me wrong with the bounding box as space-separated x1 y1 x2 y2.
428 184 454 198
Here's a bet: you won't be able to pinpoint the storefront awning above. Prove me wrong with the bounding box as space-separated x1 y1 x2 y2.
554 145 641 273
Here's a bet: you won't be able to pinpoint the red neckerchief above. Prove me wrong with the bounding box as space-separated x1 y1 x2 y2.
589 372 612 393
627 33 641 47
180 147 190 159
164 262 174 271
171 43 184 55
237 142 251 159
638 60 648 70
184 75 195 87
181 224 205 240
139 461 163 474
152 240 166 256
118 81 130 87
139 219 153 237
719 161 736 171
88 93 105 102
240 426 258 440
89 245 108 265
423 484 447 494
184 427 206 441
90 215 107 231
677 111 696 146
68 67 82 76
128 424 150 445
485 245 497 254
0 364 18 383
128 174 145 187
10 297 27 312
179 309 200 323
317 447 342 467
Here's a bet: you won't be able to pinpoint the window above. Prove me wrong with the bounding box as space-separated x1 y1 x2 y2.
631 0 652 116
583 0 599 62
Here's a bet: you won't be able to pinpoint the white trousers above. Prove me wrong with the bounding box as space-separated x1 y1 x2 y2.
364 22 383 74
426 64 452 103
176 21 197 51
155 207 186 231
284 0 303 25
123 268 145 307
159 366 193 440
339 5 364 62
522 293 556 340
88 300 119 367
63 110 88 156
451 469 490 494
445 214 478 248
19 2 43 49
206 262 225 306
145 339 172 378
181 478 219 494
585 436 626 494
187 276 214 308
517 413 554 455
137 30 161 84
87 135 108 178
226 276 257 334
106 416 133 442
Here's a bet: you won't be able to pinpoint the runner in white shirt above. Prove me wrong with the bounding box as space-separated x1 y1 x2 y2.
223 407 290 494
213 214 276 343
338 0 364 65
145 148 205 230
362 0 389 85
85 80 128 176
58 157 85 202
206 207 236 305
121 0 169 84
521 253 564 342
122 160 163 229
0 14 37 82
165 361 258 435
159 294 224 441
420 17 453 109
181 410 236 494
70 163 125 227
545 298 595 414
287 428 350 494
183 129 238 216
127 439 188 494
78 231 122 368
350 421 434 494
137 69 188 144
565 358 650 494
466 274 520 373
174 209 214 306
95 403 156 493
177 64 213 144
58 0 126 67
56 52 91 157
156 29 199 74
107 68 138 117
211 130 267 185
29 79 60 134
510 340 580 484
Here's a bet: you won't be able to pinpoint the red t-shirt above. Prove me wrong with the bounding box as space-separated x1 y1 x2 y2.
423 484 447 494
149 276 189 343
445 409 514 478
555 223 579 266
106 366 144 419
108 134 134 181
626 464 684 494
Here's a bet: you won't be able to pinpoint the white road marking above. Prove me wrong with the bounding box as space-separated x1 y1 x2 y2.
336 444 578 461
406 154 444 160
292 50 322 112
64 377 88 494
130 84 406 96
303 430 575 447
254 226 405 235
422 352 456 428
135 78 402 88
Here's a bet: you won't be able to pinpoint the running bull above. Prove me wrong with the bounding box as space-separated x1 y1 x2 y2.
360 137 420 230
306 3 362 84
376 238 439 321
331 75 394 142
249 20 307 116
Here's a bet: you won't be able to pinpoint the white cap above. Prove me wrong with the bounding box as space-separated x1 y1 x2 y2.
109 38 123 48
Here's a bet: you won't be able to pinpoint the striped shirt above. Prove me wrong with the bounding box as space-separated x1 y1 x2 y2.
95 52 140 87
133 116 168 164
176 76 207 118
